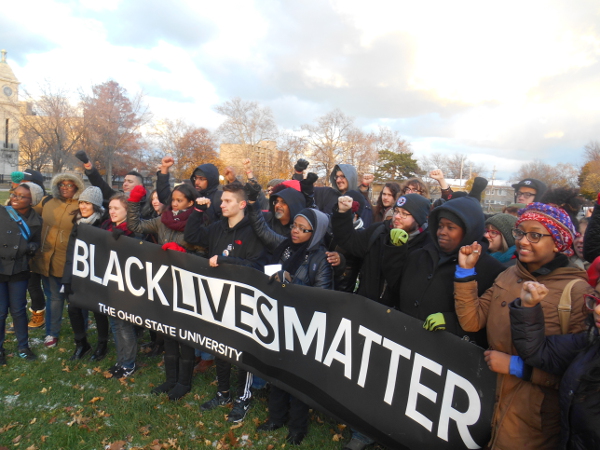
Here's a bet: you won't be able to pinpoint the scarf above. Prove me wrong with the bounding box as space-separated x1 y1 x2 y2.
77 211 103 225
161 207 194 232
270 239 310 277
490 245 516 263
101 220 133 236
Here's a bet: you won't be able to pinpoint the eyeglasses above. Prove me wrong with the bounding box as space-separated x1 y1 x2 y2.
192 176 208 182
290 223 313 233
392 208 412 219
512 228 552 244
335 175 346 180
403 187 423 194
515 191 535 199
485 229 501 238
9 193 31 201
58 183 76 189
584 294 600 310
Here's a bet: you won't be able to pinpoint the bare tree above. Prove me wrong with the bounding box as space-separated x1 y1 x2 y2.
584 140 600 163
515 159 579 189
420 152 485 179
17 84 84 174
80 80 151 183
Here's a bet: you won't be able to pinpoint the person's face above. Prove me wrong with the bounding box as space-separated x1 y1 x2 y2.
109 199 127 225
220 191 245 218
484 225 503 253
514 220 557 272
193 175 209 191
10 186 32 212
79 201 94 218
574 223 587 259
335 171 348 193
171 189 194 212
122 175 142 193
274 197 291 224
151 192 165 214
403 184 423 196
290 216 313 244
437 217 465 253
515 186 537 204
381 187 395 208
58 179 78 199
392 207 417 232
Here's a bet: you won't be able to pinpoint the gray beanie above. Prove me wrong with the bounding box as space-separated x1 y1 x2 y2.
395 194 430 226
485 213 517 247
21 182 43 207
79 186 104 208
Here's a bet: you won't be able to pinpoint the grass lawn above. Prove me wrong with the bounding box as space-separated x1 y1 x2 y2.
0 312 374 450
0 190 9 204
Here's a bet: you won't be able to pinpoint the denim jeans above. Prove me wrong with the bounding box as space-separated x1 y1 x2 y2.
42 275 66 338
0 279 30 350
109 317 137 368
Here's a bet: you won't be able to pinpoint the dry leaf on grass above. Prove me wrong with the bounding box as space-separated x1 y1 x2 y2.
29 418 37 424
108 440 127 450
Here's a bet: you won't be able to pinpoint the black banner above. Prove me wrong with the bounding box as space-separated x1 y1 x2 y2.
69 225 495 450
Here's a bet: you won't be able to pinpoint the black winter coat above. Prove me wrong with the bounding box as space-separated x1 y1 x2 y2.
0 206 42 280
184 210 265 270
584 202 600 264
331 208 431 305
510 301 600 450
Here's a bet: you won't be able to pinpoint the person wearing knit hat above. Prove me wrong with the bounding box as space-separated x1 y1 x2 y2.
394 193 430 228
78 186 105 211
485 213 517 264
21 182 43 207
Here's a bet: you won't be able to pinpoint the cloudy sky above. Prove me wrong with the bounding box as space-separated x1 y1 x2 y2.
3 0 600 180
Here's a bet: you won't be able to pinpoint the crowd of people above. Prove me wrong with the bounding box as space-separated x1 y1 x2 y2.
1 151 600 450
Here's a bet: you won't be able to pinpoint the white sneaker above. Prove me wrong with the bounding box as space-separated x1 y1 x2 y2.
44 335 58 348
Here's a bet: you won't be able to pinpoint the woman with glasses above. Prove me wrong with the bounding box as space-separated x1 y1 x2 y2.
453 202 594 449
400 178 430 199
30 174 85 349
484 213 517 265
0 183 43 365
509 282 600 450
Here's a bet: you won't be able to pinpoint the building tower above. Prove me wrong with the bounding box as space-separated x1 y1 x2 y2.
0 49 20 176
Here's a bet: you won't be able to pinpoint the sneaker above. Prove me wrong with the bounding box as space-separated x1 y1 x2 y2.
6 324 14 334
18 348 37 361
44 335 58 348
227 397 251 423
200 391 232 411
28 309 45 328
115 364 136 379
0 350 6 366
108 364 121 377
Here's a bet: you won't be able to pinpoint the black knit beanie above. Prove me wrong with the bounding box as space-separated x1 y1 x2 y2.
395 194 430 226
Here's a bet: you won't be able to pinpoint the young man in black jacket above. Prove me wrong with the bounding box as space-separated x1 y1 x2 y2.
184 182 264 423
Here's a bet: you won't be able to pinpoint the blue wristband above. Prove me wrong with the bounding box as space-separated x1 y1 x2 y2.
455 266 476 278
509 355 524 378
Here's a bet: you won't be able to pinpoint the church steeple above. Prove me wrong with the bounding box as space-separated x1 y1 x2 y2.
0 49 18 86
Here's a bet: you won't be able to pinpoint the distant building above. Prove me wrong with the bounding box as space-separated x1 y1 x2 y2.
442 178 514 211
220 140 287 181
0 50 20 178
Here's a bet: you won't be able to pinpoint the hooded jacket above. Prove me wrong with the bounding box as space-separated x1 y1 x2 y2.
0 205 42 280
249 203 332 289
84 165 149 213
396 197 505 342
314 164 359 214
264 188 306 237
455 256 592 449
157 163 223 223
510 303 600 450
30 173 85 278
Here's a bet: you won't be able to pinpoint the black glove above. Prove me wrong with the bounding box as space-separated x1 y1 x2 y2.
244 180 262 202
26 242 38 256
468 177 488 202
63 283 74 296
112 228 125 240
294 158 309 172
195 202 208 212
75 150 90 164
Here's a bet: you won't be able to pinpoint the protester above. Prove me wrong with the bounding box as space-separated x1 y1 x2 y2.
184 182 265 423
511 178 547 205
262 185 306 237
429 169 452 200
0 183 43 365
141 189 165 219
571 217 589 270
510 283 600 450
484 213 517 265
62 186 110 361
127 183 204 400
503 203 525 217
583 192 600 264
313 163 358 213
453 202 593 449
372 182 401 223
401 177 430 199
30 173 85 348
102 193 139 379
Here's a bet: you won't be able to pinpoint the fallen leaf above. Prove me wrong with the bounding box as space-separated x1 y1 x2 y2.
139 425 150 436
40 387 48 394
62 366 71 372
89 396 104 404
48 417 57 424
26 445 37 450
108 440 127 450
12 435 22 444
332 433 343 441
29 418 37 424
93 366 102 373
58 347 66 353
229 423 243 430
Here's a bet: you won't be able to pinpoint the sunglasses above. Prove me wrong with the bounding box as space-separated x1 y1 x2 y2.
584 294 600 311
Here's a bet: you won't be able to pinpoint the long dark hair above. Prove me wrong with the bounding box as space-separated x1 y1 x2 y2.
373 182 401 220
166 183 197 209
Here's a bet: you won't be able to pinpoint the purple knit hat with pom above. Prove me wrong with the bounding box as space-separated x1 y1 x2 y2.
516 202 577 255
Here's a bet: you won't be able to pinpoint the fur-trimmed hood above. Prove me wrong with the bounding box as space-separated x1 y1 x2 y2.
50 173 85 200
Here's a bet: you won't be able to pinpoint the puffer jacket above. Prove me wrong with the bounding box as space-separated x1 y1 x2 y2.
0 206 42 278
30 173 85 278
454 256 593 449
510 301 600 450
248 202 332 289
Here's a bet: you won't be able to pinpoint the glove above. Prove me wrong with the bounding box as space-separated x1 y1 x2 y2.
300 172 318 196
26 242 39 256
75 150 90 164
112 228 125 240
62 283 74 296
468 177 488 201
128 185 147 203
423 313 446 331
195 202 208 212
294 158 309 172
390 228 409 246
588 256 600 288
162 242 186 252
243 180 262 202
11 171 24 183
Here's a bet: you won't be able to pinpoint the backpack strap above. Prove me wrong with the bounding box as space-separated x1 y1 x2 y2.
558 279 583 334
367 223 386 250
5 206 31 240
42 194 53 207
